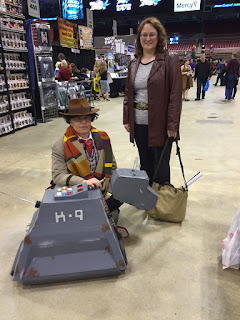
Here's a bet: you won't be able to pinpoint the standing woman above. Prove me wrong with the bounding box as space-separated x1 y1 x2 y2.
181 58 193 101
99 62 111 101
123 17 182 186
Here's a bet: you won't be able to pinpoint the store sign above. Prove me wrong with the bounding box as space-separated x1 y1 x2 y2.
128 44 135 53
116 0 132 11
104 36 115 45
89 0 110 10
139 0 161 6
58 18 79 48
79 25 93 49
62 0 84 20
27 0 40 18
174 0 201 12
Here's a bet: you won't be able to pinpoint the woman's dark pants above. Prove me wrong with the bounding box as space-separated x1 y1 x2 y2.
134 124 172 186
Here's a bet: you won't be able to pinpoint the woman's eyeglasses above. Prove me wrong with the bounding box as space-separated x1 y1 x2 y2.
140 33 158 39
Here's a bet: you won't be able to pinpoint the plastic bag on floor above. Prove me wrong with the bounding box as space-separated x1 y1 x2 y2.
222 209 240 269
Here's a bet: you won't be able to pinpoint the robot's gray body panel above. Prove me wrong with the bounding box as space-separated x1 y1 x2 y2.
12 169 157 284
111 169 158 210
12 184 126 284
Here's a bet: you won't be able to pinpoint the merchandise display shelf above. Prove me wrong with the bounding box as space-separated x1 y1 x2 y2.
3 48 28 52
0 110 8 115
0 4 36 137
12 105 32 112
6 68 27 71
0 11 24 19
8 87 29 92
0 25 25 33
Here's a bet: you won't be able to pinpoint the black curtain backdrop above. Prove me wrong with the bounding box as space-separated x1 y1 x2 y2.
52 45 95 71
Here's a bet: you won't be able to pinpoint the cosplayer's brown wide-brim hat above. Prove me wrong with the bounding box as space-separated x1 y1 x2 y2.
60 97 100 116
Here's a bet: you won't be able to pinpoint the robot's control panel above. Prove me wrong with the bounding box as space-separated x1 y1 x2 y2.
54 183 89 200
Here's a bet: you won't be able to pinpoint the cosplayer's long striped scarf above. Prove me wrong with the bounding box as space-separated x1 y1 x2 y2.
64 125 113 180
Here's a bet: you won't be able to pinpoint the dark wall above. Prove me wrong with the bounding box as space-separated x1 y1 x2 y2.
52 45 95 71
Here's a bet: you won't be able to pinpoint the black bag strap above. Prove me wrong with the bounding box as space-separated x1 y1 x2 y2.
153 139 188 191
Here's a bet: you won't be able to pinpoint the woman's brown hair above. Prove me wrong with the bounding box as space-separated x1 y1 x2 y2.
135 17 167 58
99 62 107 75
182 58 189 66
71 63 80 73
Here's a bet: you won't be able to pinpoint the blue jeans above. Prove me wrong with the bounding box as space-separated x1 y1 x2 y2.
225 74 237 100
197 79 207 99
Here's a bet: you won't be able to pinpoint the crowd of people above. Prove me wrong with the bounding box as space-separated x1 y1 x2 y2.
180 53 239 101
55 53 111 102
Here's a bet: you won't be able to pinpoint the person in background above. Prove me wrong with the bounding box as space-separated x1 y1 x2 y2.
211 60 218 75
80 68 92 90
232 76 238 99
57 53 72 72
52 97 122 222
123 17 182 186
214 58 226 86
189 58 195 73
181 58 193 101
225 52 239 101
58 60 72 81
71 63 81 80
99 62 111 101
194 53 211 100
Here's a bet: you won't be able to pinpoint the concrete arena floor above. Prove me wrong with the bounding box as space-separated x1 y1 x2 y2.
0 77 240 320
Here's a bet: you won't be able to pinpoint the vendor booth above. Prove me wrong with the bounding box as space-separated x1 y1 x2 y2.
26 18 95 122
94 35 135 97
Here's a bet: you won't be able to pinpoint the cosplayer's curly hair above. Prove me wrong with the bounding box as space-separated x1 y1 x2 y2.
64 113 99 124
135 17 167 58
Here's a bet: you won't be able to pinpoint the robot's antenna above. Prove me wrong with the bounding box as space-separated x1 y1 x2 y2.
133 157 140 170
0 191 35 205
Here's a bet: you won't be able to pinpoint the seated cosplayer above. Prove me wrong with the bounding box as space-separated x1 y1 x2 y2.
52 97 122 219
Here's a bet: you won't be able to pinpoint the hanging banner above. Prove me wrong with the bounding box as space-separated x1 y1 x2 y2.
58 18 79 48
62 0 84 20
27 0 40 18
86 8 94 29
107 51 114 73
113 19 117 36
78 25 93 49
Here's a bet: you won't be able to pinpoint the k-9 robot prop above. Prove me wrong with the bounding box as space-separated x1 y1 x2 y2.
11 168 158 285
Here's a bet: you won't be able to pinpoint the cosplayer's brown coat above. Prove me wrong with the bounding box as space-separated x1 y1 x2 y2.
52 136 117 194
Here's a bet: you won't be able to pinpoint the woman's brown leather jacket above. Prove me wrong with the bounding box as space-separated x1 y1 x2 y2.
123 50 182 147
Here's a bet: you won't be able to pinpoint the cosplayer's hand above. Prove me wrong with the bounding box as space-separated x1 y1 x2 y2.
167 130 177 139
83 178 102 189
124 124 130 132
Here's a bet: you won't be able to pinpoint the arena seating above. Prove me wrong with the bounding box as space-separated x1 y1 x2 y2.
205 40 240 50
167 43 194 52
167 39 240 56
